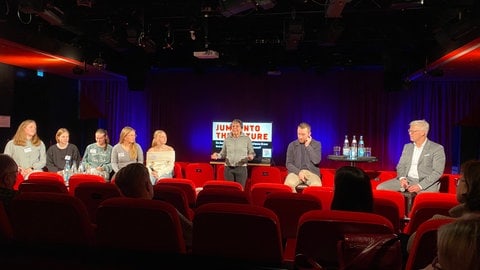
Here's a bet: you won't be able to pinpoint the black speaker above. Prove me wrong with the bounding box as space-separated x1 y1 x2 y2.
127 70 146 91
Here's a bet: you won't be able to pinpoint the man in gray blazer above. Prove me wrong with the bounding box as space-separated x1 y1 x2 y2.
377 119 446 192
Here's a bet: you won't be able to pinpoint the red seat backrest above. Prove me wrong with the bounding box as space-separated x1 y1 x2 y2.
193 202 283 266
96 197 186 254
249 182 292 206
18 179 68 194
404 218 454 270
184 163 214 188
295 210 394 269
202 180 244 191
263 192 322 240
10 192 95 246
68 174 105 195
155 178 197 208
249 166 282 190
403 192 458 235
73 182 121 223
195 188 249 208
302 186 334 210
28 171 64 182
153 184 194 220
373 190 406 233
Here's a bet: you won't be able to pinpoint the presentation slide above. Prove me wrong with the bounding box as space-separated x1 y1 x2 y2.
212 121 273 164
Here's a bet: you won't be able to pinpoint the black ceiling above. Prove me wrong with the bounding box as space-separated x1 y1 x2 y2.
1 0 479 77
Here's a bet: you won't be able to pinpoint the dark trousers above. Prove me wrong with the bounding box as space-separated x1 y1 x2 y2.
224 166 248 188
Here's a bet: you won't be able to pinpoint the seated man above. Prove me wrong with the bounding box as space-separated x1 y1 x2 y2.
284 122 322 192
114 163 192 249
377 119 445 193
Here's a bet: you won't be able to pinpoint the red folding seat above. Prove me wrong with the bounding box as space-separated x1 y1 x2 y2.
195 188 249 207
295 210 395 269
73 182 122 223
184 162 215 188
202 180 244 191
18 179 68 194
173 162 183 178
153 184 194 221
403 192 458 235
192 202 284 267
373 189 406 233
263 192 322 263
155 178 197 208
10 192 95 247
0 203 13 245
249 166 282 191
302 186 334 210
28 171 65 182
68 173 105 195
320 168 335 187
404 218 454 270
249 182 292 206
96 197 186 254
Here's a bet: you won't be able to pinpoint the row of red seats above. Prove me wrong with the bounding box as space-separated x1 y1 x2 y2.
0 188 454 270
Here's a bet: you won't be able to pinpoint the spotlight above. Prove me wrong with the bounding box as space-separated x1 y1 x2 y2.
92 54 107 70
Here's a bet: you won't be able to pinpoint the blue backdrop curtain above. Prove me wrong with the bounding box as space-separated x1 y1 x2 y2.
80 68 480 173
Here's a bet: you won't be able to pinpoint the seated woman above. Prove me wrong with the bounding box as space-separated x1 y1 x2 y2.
146 130 175 185
46 128 81 175
81 128 113 180
330 165 373 213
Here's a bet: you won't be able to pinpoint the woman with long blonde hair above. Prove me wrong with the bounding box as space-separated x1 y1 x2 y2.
4 119 46 179
146 130 175 184
111 126 144 175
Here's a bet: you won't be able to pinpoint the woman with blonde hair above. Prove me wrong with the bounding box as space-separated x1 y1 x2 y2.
46 128 81 173
3 119 46 179
146 130 175 184
111 126 144 175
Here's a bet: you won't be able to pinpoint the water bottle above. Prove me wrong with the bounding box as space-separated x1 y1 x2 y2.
358 135 365 157
342 135 350 157
64 159 71 185
71 160 78 175
350 135 357 159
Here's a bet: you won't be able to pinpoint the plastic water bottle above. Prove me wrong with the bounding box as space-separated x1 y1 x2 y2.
342 135 350 157
71 160 78 175
358 135 365 157
64 159 71 185
350 135 357 159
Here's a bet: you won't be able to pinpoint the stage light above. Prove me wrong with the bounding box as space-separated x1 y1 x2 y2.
92 54 107 70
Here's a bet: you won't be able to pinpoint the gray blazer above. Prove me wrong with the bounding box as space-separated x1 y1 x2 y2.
396 139 446 190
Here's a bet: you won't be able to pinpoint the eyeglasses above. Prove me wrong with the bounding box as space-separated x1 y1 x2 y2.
431 256 442 270
408 129 421 134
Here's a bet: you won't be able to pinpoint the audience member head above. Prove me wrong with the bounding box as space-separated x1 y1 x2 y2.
331 166 373 212
13 119 42 146
114 163 153 199
457 160 480 212
0 154 18 190
435 216 480 270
